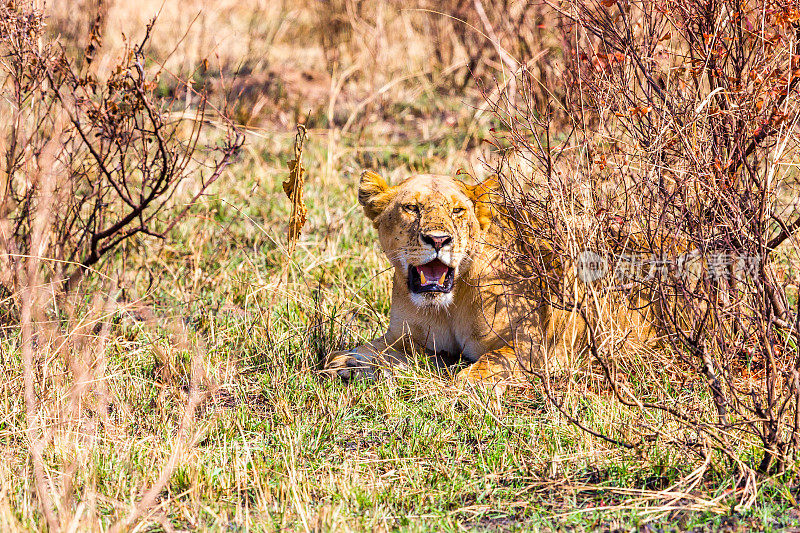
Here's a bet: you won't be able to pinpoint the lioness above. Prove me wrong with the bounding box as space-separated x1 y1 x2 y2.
324 170 611 384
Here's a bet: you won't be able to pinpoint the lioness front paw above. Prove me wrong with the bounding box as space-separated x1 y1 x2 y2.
455 364 493 386
323 350 377 381
455 357 514 396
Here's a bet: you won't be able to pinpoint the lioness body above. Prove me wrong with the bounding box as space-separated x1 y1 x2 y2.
325 171 602 383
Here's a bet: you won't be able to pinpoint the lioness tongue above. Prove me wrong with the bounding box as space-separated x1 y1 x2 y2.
417 261 449 286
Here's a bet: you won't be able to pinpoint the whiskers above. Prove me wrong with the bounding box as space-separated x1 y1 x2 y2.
459 249 479 266
382 247 417 263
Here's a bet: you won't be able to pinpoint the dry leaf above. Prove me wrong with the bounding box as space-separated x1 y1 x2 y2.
283 157 307 255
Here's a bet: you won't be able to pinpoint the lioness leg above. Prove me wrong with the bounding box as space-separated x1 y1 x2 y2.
323 335 410 380
455 345 522 385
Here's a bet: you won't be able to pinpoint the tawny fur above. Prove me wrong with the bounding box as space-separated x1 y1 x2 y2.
324 171 654 385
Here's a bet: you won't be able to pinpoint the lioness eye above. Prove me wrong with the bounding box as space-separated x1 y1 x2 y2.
452 207 465 215
403 204 419 214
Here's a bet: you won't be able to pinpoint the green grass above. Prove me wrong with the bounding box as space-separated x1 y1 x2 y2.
2 114 799 530
3 3 800 524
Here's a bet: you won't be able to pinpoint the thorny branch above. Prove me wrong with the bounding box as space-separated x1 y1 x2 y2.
488 0 800 478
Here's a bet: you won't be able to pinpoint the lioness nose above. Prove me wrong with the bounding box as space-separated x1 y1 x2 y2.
420 232 453 251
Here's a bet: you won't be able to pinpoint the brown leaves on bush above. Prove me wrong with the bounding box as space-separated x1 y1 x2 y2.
488 0 800 480
0 1 243 293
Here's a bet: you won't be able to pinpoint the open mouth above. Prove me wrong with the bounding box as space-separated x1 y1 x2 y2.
408 259 455 294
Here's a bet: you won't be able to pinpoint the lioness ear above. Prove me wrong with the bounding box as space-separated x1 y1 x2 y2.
358 170 394 221
466 175 500 230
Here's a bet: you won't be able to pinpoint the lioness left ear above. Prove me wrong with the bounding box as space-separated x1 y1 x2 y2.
466 175 500 230
358 170 395 221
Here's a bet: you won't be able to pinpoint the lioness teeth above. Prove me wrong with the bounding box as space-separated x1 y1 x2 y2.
438 270 447 285
419 269 427 285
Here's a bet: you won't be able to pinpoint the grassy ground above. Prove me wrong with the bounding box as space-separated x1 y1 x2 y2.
2 1 800 530
4 125 797 531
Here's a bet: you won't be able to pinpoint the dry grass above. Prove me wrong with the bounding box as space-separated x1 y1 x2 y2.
0 0 798 530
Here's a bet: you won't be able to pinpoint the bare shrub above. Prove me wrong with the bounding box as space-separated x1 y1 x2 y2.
0 1 240 527
0 1 243 296
488 0 800 483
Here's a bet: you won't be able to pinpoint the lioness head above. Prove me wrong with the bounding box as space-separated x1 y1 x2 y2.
358 170 496 309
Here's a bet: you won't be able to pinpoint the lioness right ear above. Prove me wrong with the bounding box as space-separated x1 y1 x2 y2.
358 170 393 221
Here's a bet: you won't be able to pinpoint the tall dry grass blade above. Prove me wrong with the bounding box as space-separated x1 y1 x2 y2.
19 131 64 531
